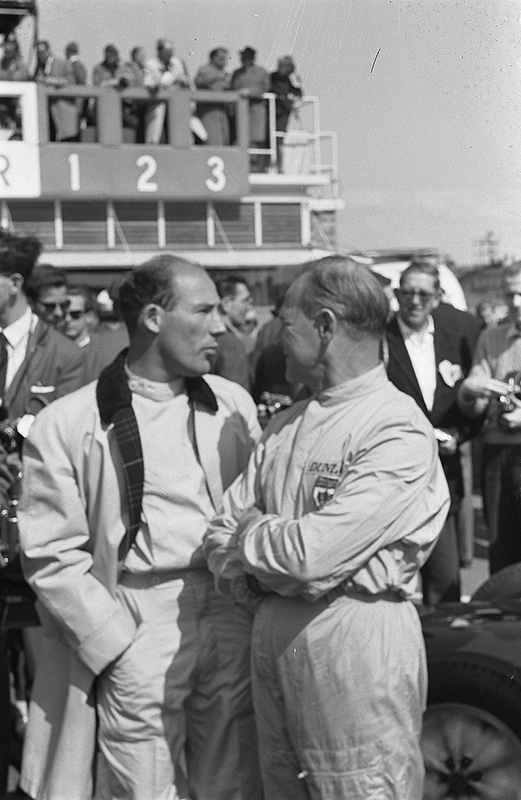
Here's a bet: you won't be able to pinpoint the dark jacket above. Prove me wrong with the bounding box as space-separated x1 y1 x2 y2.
5 318 85 420
385 306 482 510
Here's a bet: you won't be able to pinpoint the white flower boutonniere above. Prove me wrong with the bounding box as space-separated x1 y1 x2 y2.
438 359 463 388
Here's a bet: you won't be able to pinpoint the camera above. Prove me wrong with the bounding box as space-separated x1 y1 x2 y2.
0 419 22 454
497 371 521 432
257 392 293 429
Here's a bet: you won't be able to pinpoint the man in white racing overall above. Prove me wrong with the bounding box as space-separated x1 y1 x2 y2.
204 255 450 799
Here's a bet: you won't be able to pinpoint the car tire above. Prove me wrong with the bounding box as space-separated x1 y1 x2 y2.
423 654 521 799
471 562 521 601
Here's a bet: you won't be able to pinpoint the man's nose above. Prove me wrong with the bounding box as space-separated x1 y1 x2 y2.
210 309 226 334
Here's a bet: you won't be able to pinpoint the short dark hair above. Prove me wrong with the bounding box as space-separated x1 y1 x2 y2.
399 261 441 292
68 285 96 312
210 47 227 61
26 263 68 304
66 41 78 56
0 230 42 287
298 255 389 340
118 254 200 332
214 274 250 301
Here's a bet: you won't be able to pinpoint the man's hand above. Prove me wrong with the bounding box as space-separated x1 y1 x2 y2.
435 428 459 456
498 406 521 431
462 376 513 400
236 505 264 537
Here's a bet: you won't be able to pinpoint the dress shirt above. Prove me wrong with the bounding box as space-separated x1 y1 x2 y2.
1 308 36 392
397 315 437 412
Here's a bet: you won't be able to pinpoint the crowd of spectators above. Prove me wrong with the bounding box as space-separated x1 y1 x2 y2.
0 35 303 168
1 225 521 796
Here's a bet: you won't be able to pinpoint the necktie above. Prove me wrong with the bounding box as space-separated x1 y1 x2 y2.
0 332 8 399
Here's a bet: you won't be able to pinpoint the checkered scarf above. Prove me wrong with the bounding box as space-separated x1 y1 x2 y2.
96 348 218 561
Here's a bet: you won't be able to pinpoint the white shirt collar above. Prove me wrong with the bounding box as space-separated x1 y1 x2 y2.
397 314 435 340
1 307 35 348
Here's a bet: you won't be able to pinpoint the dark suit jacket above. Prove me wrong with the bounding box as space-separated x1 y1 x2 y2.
210 330 251 392
385 306 482 510
5 319 85 420
79 330 129 385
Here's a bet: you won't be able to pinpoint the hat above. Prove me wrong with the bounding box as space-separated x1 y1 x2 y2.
239 46 256 59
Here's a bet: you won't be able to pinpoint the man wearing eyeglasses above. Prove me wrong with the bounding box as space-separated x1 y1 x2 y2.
385 260 482 604
26 263 70 334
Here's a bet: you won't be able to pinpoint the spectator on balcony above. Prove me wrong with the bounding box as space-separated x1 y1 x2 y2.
194 47 231 146
120 46 148 141
92 44 125 88
122 46 147 88
65 42 88 134
0 36 29 81
144 39 190 144
231 47 270 172
65 41 87 86
0 37 28 139
34 40 79 142
270 55 303 172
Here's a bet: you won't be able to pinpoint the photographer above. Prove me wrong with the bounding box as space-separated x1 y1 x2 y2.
459 261 521 575
0 231 85 792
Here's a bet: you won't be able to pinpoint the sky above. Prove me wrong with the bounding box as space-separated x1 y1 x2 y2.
20 0 521 265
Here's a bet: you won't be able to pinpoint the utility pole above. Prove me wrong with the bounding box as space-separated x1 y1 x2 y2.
473 231 500 266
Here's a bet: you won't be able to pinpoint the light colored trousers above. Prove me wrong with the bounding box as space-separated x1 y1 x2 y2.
95 569 261 800
252 592 427 800
145 102 167 144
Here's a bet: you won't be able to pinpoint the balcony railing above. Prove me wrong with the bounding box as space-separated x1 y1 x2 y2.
0 82 338 189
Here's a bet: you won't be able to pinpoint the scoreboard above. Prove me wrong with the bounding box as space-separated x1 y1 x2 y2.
0 82 250 199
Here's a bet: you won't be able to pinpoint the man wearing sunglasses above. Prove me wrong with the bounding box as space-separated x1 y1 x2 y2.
0 236 84 422
385 259 482 604
64 285 130 383
27 263 70 333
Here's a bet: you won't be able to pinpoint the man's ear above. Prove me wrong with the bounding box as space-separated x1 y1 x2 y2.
220 295 232 315
141 303 161 334
432 290 442 311
315 308 336 342
9 273 23 295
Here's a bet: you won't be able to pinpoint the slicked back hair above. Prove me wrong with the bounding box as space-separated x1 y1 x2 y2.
297 256 389 340
26 263 68 304
399 261 441 292
214 274 250 301
118 254 201 333
68 285 96 313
